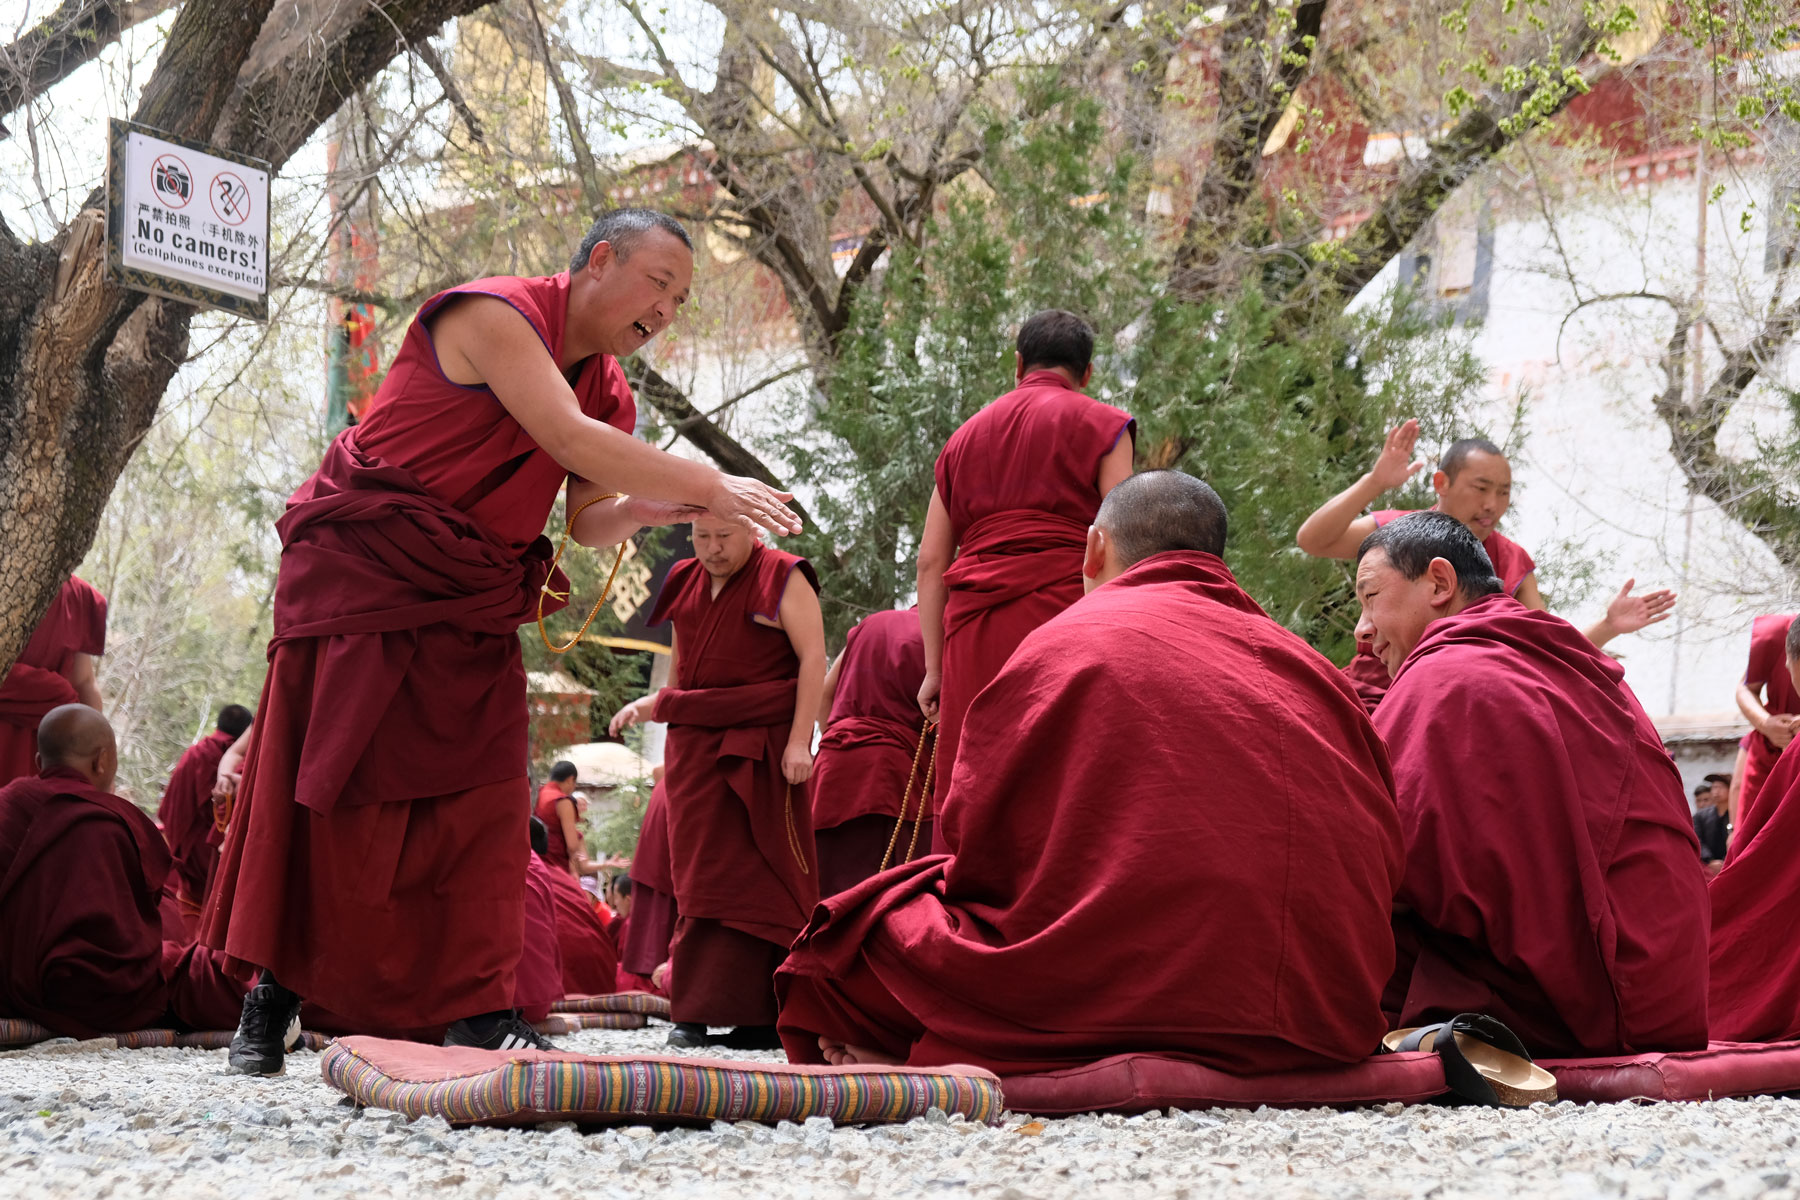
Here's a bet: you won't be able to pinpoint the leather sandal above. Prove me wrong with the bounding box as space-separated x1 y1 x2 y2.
1382 1013 1558 1108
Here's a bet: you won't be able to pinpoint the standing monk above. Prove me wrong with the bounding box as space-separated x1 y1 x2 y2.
157 704 253 925
811 608 929 895
916 311 1134 807
0 575 106 787
1731 613 1798 838
203 209 801 1075
1297 420 1675 709
610 517 825 1048
619 775 677 994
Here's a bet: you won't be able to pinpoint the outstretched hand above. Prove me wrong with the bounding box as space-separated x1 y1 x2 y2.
1605 578 1677 635
708 474 802 538
608 697 648 737
1368 419 1427 492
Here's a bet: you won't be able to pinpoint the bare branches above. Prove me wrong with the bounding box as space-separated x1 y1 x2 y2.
413 38 484 146
0 0 177 134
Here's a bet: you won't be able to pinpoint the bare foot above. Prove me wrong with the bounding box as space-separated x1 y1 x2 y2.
837 1043 903 1066
818 1037 851 1066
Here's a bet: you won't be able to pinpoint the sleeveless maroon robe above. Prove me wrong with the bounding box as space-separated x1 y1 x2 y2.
534 782 583 875
812 608 930 895
621 779 678 985
1709 737 1800 1040
777 552 1404 1073
203 272 637 1034
0 577 106 787
1343 512 1537 712
933 372 1133 815
0 768 250 1036
649 543 820 1026
157 729 235 914
1732 613 1798 842
1375 594 1709 1056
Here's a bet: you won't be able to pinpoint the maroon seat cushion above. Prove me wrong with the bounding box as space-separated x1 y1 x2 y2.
1543 1040 1800 1103
1000 1052 1448 1115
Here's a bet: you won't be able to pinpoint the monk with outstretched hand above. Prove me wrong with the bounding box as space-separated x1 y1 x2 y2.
916 310 1134 811
612 517 826 1050
204 210 802 1075
777 471 1404 1074
0 575 106 787
157 704 253 925
810 607 930 895
1730 613 1798 838
0 706 251 1038
1357 512 1708 1057
1298 420 1675 709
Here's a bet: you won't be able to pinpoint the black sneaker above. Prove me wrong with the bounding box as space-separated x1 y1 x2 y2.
718 1025 783 1050
227 981 302 1076
665 1022 715 1048
443 1010 555 1052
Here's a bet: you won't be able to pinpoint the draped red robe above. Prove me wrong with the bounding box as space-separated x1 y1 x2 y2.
777 551 1404 1074
932 371 1134 813
1375 594 1709 1056
649 543 820 1025
1709 737 1800 1040
534 782 585 876
156 729 235 914
203 272 637 1034
1732 613 1798 840
1343 514 1537 712
621 779 677 992
0 577 106 786
0 769 248 1036
539 856 621 995
811 608 929 894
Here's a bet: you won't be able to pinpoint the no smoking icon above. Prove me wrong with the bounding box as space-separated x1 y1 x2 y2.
212 171 252 225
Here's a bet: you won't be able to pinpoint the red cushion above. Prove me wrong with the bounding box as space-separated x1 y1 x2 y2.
1543 1040 1800 1103
1000 1052 1448 1115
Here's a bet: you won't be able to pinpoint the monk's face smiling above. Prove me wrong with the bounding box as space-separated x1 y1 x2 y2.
1432 449 1512 539
692 518 757 581
575 228 694 357
1353 548 1462 678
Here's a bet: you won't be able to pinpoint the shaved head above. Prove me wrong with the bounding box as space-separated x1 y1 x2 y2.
1096 470 1228 566
37 704 118 792
1439 437 1506 480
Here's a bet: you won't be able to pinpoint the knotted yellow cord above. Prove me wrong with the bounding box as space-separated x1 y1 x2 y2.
537 492 627 654
879 720 938 872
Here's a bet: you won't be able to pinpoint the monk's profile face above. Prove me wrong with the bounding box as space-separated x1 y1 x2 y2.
1432 449 1512 539
579 229 694 357
692 518 757 580
1353 548 1459 678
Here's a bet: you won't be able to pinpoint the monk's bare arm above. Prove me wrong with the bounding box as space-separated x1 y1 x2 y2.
1515 574 1549 612
1296 419 1423 559
556 797 591 878
1736 680 1794 748
608 634 674 736
567 478 704 549
1096 434 1134 496
916 488 953 720
817 653 844 730
63 652 101 711
433 297 799 536
779 572 827 785
1728 742 1748 834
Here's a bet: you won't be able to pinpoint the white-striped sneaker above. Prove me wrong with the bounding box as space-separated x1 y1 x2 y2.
442 1011 555 1052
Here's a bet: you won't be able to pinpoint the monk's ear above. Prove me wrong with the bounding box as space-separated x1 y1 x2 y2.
1427 558 1461 609
1015 351 1025 383
1078 362 1094 388
1431 468 1450 497
1082 525 1107 586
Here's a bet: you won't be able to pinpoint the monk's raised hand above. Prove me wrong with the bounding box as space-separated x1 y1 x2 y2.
782 741 814 785
624 496 708 526
708 474 802 538
1367 419 1426 492
1605 579 1677 635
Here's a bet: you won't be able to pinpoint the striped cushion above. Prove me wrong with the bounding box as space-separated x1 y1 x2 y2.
323 1035 1004 1127
0 1019 329 1052
550 992 670 1018
535 1013 647 1033
0 1018 51 1046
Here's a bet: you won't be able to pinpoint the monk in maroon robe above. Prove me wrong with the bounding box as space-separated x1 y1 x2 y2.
916 310 1134 811
777 472 1404 1073
1356 512 1708 1056
156 704 253 924
0 706 251 1037
619 777 677 993
535 761 598 878
0 576 106 787
1731 613 1799 839
203 210 801 1074
811 608 929 895
1297 420 1675 710
612 518 826 1048
540 855 621 995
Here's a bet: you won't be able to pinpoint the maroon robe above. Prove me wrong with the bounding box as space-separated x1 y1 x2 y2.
1375 594 1709 1056
156 729 235 912
516 853 566 1022
0 769 247 1036
649 543 820 1026
776 551 1404 1074
541 859 621 995
0 578 106 786
534 782 583 876
812 608 930 894
1732 613 1798 842
1709 737 1800 1040
932 371 1134 813
622 779 678 983
204 272 637 1034
1343 513 1537 713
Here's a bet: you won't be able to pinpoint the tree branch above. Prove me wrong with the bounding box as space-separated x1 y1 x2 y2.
0 0 178 135
412 38 484 147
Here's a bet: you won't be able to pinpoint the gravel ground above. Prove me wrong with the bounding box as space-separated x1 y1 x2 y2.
0 1025 1795 1200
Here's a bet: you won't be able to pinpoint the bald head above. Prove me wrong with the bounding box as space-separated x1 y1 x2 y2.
37 703 118 792
1083 470 1229 591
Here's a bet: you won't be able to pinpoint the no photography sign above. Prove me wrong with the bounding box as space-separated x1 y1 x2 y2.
105 119 272 319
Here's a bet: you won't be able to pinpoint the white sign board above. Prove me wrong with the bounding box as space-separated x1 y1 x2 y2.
106 120 272 319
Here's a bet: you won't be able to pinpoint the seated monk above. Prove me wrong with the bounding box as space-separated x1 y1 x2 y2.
775 470 1404 1072
0 705 251 1038
1356 512 1708 1056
